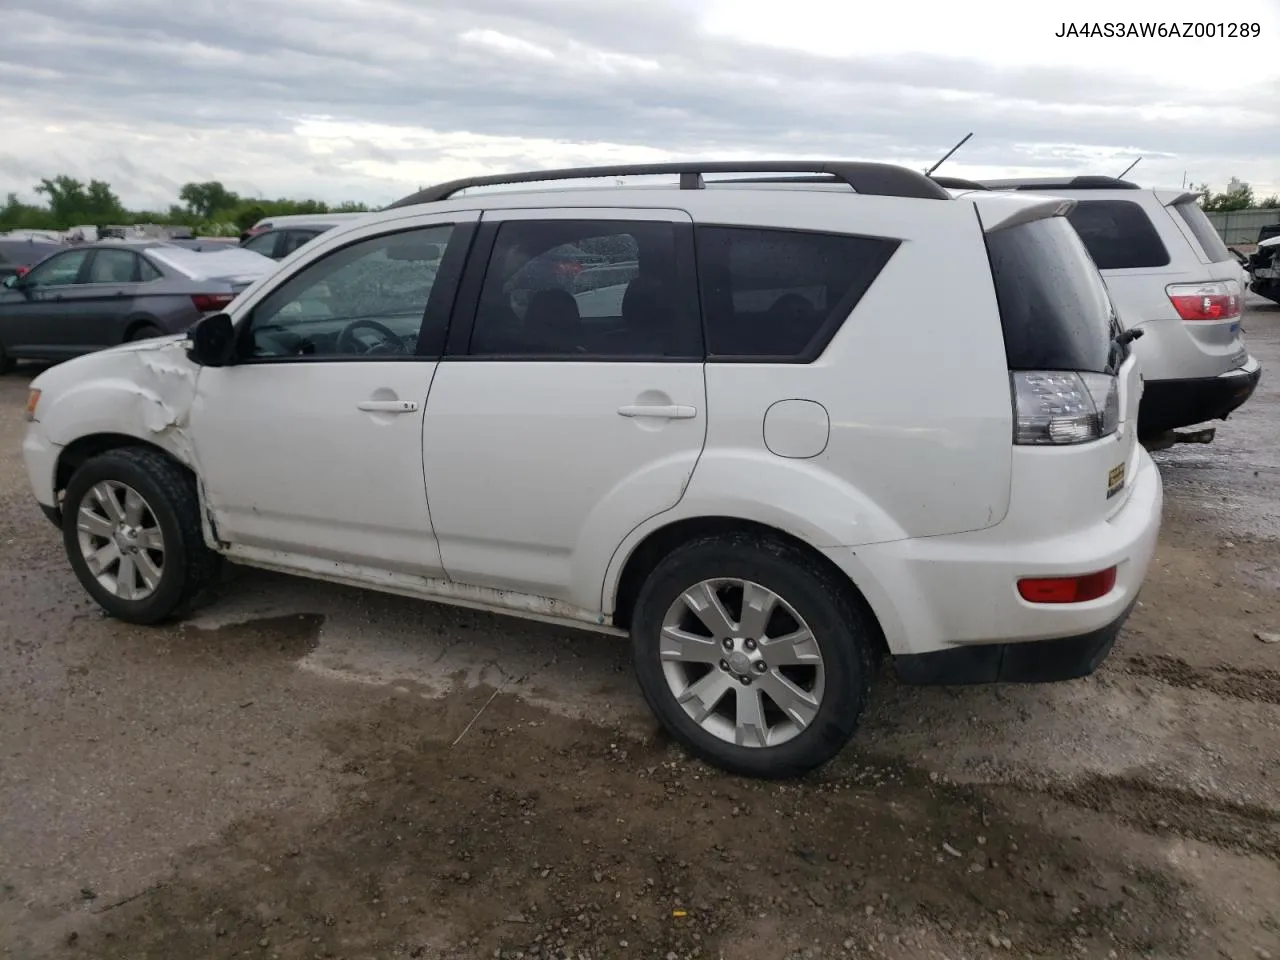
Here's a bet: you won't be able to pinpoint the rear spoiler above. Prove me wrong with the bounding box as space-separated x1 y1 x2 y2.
1155 190 1201 207
968 195 1077 233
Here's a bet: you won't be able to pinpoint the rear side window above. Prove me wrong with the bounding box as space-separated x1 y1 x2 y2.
1066 200 1170 269
1171 200 1232 263
695 226 899 360
986 216 1117 374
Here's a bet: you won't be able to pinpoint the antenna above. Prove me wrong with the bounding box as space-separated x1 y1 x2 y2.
1117 157 1141 180
925 133 973 177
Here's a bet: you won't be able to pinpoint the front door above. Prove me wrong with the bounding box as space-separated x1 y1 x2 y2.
0 248 94 359
188 212 478 578
422 209 707 608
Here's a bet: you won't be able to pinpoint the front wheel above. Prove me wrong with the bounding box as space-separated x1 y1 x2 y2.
61 447 220 624
127 324 165 342
630 533 876 779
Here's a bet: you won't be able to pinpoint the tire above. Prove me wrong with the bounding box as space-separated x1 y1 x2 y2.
631 532 875 779
61 447 221 625
127 324 165 342
0 343 11 374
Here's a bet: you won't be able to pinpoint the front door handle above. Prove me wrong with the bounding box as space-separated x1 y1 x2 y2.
357 399 418 413
617 403 697 420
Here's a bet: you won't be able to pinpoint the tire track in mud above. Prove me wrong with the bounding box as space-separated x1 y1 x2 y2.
1118 653 1280 705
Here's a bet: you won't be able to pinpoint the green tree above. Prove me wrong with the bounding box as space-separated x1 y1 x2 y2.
179 181 241 220
1260 195 1280 209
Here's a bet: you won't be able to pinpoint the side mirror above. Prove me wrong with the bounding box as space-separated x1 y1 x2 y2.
186 312 236 367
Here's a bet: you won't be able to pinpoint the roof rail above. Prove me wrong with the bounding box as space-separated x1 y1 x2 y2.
978 176 1141 192
387 161 952 208
930 176 990 191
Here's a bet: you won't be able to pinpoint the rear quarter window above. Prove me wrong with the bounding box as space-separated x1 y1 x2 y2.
1171 200 1232 263
985 216 1117 374
1066 200 1170 269
695 226 899 360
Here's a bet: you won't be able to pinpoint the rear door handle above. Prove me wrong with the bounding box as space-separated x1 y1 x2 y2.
617 403 697 420
357 399 419 413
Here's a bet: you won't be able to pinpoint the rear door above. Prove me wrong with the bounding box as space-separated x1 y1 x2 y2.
68 248 148 349
421 208 707 609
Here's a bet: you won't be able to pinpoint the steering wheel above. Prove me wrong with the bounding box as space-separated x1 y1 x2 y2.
335 318 407 355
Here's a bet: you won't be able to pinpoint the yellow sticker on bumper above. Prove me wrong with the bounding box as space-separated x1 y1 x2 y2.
1107 462 1126 499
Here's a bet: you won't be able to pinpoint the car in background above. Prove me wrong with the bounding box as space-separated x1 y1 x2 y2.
1245 226 1280 306
0 239 61 284
0 240 277 372
238 212 371 256
971 176 1261 445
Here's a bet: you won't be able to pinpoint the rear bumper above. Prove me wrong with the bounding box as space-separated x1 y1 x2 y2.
893 598 1136 684
1138 356 1262 436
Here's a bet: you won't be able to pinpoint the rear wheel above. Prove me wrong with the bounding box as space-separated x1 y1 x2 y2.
61 447 220 624
0 343 11 374
630 533 875 779
127 323 164 342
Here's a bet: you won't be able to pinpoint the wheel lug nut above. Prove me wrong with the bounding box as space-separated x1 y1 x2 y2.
754 661 767 673
744 639 757 651
722 638 733 650
739 675 751 685
719 660 729 671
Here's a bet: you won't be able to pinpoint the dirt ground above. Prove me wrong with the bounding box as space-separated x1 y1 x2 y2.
2 302 1279 960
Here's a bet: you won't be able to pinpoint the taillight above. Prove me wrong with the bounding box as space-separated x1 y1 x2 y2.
1011 371 1120 445
191 293 235 312
1166 281 1240 321
1018 566 1117 604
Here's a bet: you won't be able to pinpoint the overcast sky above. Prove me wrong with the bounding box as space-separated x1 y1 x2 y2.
2 0 1277 210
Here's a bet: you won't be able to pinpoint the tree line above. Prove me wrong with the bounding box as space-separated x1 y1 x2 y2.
1 172 1276 236
0 177 372 236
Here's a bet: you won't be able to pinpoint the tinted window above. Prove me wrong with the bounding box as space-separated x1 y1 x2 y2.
986 216 1117 374
1171 200 1232 263
246 225 452 360
695 227 898 359
469 220 698 359
24 249 90 287
281 231 320 257
138 256 164 281
242 232 279 257
87 249 139 283
1066 200 1170 269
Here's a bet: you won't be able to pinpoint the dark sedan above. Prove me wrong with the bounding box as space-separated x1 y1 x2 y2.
0 240 278 372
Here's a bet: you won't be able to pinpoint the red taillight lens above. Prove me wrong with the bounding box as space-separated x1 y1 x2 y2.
1166 282 1240 321
191 293 235 312
1017 566 1117 604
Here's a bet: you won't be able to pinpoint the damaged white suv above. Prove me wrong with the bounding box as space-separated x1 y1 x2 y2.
21 161 1163 779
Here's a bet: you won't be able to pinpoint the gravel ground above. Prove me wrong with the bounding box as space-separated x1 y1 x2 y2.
2 301 1279 960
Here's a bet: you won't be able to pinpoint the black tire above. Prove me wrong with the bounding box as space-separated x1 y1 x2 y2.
0 343 12 374
61 447 221 624
631 532 875 779
127 324 165 342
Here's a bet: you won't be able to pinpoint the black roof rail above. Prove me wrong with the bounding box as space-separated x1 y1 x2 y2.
929 176 989 191
977 176 1141 191
387 161 951 208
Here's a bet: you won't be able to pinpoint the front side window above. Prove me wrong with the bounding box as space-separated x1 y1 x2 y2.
1066 200 1170 270
86 249 139 283
468 220 698 358
696 226 899 360
24 249 90 288
245 225 453 360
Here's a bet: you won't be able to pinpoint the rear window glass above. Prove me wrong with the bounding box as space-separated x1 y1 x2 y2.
985 216 1117 374
696 226 899 359
1066 200 1170 269
1172 201 1232 263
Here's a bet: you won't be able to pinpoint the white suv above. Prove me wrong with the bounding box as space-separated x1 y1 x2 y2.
20 162 1163 779
971 176 1262 444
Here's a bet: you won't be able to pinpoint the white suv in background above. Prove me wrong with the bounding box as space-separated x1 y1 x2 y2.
972 176 1262 445
20 161 1163 779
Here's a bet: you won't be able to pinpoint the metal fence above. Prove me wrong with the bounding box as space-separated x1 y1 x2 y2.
1205 208 1280 245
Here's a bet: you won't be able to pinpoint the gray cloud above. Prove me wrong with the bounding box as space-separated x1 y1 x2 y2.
1 0 1276 208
